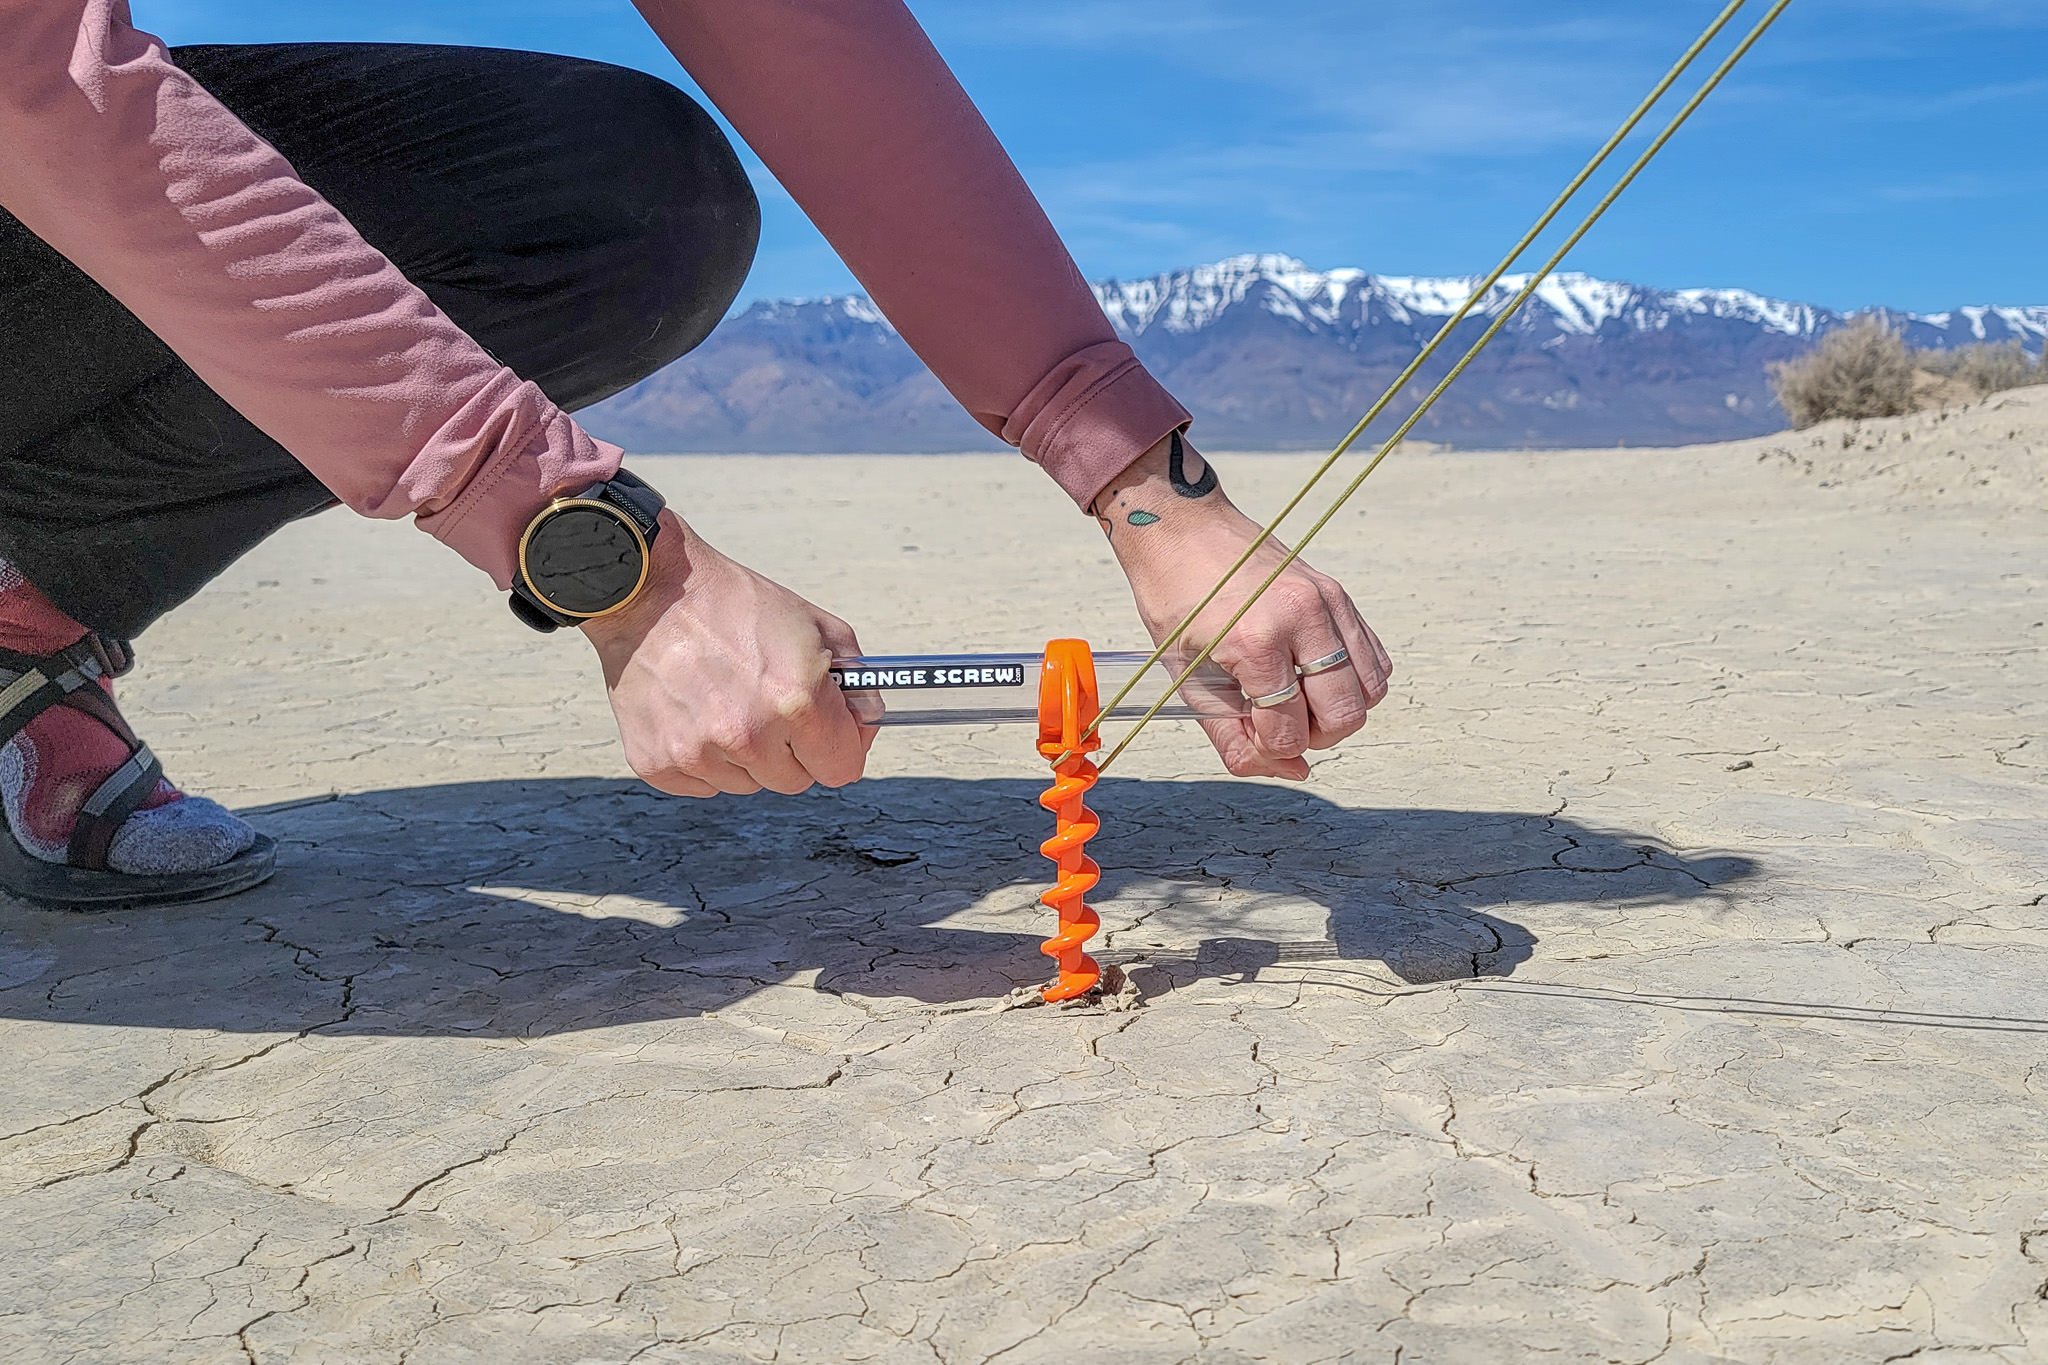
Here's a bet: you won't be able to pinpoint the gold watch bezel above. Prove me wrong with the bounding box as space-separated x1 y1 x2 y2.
516 496 651 620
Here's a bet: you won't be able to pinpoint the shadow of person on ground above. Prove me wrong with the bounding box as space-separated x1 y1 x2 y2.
0 777 1756 1038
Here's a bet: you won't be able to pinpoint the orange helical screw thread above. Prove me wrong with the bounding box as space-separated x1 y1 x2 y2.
1037 639 1104 1003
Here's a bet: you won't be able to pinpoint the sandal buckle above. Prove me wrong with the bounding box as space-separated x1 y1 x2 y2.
87 634 134 679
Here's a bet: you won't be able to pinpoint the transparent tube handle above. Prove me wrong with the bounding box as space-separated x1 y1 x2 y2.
829 651 1251 727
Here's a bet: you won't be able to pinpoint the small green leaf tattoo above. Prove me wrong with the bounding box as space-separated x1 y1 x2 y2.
1127 510 1160 527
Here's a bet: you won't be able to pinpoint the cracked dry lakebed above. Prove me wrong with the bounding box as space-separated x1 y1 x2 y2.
3 395 2045 1363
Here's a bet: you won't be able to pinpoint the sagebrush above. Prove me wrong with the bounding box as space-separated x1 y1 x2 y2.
1774 324 2047 429
1922 340 2038 396
1770 318 1917 428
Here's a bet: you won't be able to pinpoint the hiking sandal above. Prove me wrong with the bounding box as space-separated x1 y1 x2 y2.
0 635 274 909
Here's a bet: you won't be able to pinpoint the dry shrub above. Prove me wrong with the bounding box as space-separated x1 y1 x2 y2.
1770 318 1916 428
1921 339 2038 396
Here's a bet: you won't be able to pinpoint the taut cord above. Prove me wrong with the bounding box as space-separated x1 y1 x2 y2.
1064 0 1753 769
1086 0 1795 775
1064 0 1754 765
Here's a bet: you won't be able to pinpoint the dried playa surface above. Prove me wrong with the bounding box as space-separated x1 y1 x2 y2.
3 390 2045 1363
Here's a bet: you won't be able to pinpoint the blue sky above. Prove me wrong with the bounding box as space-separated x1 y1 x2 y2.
144 0 2046 312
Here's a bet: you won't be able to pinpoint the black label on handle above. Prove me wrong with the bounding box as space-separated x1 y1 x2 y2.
832 664 1028 690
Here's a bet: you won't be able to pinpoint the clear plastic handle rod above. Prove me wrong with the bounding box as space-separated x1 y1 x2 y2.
830 652 1251 727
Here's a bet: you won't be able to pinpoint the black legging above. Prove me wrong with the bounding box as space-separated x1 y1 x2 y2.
0 43 759 639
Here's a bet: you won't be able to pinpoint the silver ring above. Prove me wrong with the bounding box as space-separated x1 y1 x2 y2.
1248 680 1302 709
1296 648 1351 677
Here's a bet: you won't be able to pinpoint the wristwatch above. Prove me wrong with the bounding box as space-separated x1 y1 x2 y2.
508 469 666 632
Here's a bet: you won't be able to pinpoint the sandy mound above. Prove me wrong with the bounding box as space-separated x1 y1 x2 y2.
1750 381 2048 510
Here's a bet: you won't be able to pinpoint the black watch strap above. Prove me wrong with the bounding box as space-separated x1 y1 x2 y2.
509 470 666 632
603 468 665 538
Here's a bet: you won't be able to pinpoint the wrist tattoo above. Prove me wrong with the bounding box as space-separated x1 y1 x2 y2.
1168 431 1218 500
1094 434 1209 538
1095 497 1161 538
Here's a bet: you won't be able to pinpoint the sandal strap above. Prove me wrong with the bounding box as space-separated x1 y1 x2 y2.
0 637 119 744
67 743 164 872
0 634 132 681
0 633 151 871
55 680 140 749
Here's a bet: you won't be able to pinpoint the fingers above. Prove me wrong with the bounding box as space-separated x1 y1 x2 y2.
1273 580 1366 749
816 613 864 661
816 614 885 752
1217 604 1316 768
1202 568 1396 774
1305 571 1389 693
743 740 817 796
843 689 888 728
784 670 871 790
1308 574 1392 734
1198 715 1310 781
1298 641 1371 750
1358 611 1394 683
656 750 759 797
1345 613 1390 706
640 671 869 799
639 769 721 799
813 617 881 774
1310 605 1392 740
695 665 870 796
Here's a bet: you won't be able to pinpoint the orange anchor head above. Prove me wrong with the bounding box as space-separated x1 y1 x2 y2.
1037 638 1102 760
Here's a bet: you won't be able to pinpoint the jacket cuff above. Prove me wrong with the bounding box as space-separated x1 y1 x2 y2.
412 378 625 589
1002 341 1192 511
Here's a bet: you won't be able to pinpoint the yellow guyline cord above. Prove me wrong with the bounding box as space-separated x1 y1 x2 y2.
1087 0 1795 775
1064 0 1755 764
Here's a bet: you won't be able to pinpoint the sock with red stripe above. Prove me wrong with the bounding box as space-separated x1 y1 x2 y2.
0 559 253 877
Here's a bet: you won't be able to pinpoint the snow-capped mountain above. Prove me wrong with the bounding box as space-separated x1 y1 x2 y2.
583 254 2048 454
1091 253 1843 339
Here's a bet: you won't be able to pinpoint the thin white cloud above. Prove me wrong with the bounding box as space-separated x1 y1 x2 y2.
1875 173 2026 204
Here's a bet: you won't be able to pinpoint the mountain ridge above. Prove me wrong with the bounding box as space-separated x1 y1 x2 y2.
582 254 2048 453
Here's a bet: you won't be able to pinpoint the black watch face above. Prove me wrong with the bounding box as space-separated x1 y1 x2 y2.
522 502 647 617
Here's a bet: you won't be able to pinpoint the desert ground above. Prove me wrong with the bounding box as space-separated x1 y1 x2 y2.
2 389 2044 1363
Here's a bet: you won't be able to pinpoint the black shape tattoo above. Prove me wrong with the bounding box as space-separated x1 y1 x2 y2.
1093 492 1120 539
1168 430 1218 499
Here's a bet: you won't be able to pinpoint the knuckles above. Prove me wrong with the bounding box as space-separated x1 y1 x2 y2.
662 741 715 777
769 683 820 725
1264 577 1325 619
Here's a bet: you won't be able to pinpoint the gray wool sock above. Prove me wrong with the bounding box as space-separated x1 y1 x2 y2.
105 796 258 876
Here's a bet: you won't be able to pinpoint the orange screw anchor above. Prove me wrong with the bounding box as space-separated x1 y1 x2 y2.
1036 639 1104 1003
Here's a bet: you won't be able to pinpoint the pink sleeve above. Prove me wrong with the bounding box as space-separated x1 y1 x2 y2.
1 0 1185 596
0 0 617 587
635 0 1190 509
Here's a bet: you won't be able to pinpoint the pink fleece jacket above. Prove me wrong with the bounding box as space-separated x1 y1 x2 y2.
0 0 1191 587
